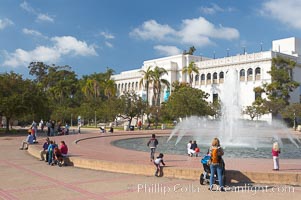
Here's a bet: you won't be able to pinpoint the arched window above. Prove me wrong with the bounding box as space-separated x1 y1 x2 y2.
255 67 261 80
135 82 138 90
247 68 253 81
219 72 224 83
213 72 218 84
195 74 199 85
124 83 127 91
240 69 245 81
207 73 211 84
201 74 205 85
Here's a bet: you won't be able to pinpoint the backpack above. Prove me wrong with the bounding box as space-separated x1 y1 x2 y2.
211 148 220 164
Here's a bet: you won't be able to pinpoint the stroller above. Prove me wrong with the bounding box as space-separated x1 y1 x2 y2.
199 154 226 186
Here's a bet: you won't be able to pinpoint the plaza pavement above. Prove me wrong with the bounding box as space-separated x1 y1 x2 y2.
0 128 300 200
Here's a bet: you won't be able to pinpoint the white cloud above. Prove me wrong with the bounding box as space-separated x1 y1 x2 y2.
199 4 224 15
130 20 176 41
199 3 235 15
22 28 47 39
105 41 113 48
3 47 60 67
20 1 35 13
20 1 54 23
0 18 14 30
37 14 54 23
261 0 301 30
2 36 97 67
130 17 239 47
154 45 181 56
51 36 97 56
100 31 115 39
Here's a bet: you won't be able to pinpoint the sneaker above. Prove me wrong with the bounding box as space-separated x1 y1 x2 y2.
208 185 213 191
19 148 23 150
39 159 44 161
220 187 225 192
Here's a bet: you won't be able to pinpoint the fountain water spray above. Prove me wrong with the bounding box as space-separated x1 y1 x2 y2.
168 68 301 149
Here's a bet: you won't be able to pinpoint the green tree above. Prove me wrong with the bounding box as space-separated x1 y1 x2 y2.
117 91 147 128
28 62 49 84
139 66 153 104
164 86 213 118
280 103 301 127
0 72 48 131
151 66 170 106
171 81 190 92
81 78 100 100
256 56 299 117
243 103 267 120
103 79 116 99
182 61 199 86
183 46 196 55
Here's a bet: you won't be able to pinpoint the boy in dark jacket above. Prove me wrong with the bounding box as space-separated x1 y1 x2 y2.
147 134 158 161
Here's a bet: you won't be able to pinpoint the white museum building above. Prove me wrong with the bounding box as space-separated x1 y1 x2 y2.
111 37 301 122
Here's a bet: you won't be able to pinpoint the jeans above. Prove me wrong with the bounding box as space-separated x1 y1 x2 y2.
210 163 224 188
150 148 156 160
48 150 53 165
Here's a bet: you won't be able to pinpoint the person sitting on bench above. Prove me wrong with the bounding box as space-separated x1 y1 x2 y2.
19 132 34 150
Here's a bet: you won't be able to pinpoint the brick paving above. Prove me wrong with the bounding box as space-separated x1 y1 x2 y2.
0 128 300 200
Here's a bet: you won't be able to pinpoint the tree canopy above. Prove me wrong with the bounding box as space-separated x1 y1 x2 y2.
254 56 300 117
163 86 214 118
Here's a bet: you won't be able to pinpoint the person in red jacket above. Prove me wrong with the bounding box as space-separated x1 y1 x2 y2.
59 141 68 156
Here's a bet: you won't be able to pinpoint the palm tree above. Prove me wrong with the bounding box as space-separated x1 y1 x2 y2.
104 79 116 99
139 66 153 104
182 61 199 86
81 78 100 100
151 66 170 106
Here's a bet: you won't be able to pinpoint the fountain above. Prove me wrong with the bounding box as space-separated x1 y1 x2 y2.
166 68 301 155
113 68 301 158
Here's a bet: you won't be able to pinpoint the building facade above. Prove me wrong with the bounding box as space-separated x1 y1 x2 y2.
112 37 301 122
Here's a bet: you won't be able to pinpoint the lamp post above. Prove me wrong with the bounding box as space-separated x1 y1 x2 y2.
294 112 296 131
141 109 144 125
94 110 97 128
226 48 230 57
156 108 158 129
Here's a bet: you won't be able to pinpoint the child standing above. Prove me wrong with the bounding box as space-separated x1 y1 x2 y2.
154 153 165 177
272 142 281 171
147 134 159 161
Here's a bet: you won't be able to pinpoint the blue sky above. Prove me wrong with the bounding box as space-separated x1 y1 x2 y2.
1 0 301 78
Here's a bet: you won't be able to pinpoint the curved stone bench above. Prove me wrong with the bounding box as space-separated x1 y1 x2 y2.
27 133 301 186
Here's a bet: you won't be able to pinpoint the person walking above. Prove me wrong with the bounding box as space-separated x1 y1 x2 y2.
272 142 281 171
209 137 225 192
147 134 158 162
